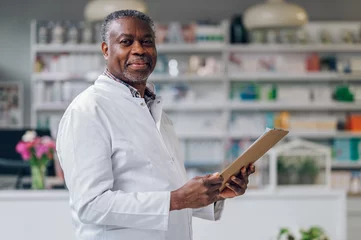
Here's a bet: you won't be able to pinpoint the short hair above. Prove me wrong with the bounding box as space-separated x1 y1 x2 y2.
100 9 155 43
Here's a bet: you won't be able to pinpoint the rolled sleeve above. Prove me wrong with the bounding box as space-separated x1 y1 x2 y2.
192 200 225 221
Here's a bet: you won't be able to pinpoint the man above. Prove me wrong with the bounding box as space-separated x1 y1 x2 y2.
56 10 255 240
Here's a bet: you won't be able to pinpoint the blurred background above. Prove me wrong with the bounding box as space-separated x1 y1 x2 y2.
0 0 361 239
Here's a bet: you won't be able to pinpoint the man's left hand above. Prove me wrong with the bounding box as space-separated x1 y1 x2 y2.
218 164 256 199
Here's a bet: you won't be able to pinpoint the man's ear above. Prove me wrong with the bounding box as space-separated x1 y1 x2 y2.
101 42 109 61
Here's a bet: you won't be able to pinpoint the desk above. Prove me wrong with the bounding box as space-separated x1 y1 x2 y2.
0 189 347 240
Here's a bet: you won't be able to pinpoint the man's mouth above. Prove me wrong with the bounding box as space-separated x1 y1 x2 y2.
126 59 151 70
127 62 150 70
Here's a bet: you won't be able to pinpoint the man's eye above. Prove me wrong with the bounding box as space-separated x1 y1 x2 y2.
120 40 132 45
143 40 154 45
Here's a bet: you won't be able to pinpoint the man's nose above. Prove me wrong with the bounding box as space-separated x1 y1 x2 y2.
131 41 146 55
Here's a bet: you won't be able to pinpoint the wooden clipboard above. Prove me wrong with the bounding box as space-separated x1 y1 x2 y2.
219 128 289 191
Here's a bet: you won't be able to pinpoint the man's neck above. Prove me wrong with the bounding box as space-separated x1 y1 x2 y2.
127 81 147 98
105 68 147 98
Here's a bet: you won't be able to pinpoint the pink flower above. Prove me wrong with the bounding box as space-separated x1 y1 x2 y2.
41 136 56 149
35 144 50 159
15 142 31 161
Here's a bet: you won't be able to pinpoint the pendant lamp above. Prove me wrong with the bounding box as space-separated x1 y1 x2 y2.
84 0 147 22
243 0 308 30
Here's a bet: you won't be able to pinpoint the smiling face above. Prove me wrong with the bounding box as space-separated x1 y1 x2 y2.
101 17 157 83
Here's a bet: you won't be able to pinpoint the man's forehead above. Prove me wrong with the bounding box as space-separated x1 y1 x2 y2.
109 17 154 37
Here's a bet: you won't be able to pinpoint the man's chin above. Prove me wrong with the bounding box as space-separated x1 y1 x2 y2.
123 72 150 83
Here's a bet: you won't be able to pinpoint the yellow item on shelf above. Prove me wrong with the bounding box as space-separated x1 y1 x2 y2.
275 111 290 130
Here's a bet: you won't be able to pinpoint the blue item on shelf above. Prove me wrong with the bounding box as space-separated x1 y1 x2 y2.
334 139 351 161
240 84 258 101
265 112 275 128
153 54 168 74
334 138 361 161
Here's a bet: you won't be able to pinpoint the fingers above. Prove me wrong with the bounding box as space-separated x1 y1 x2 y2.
203 172 224 185
241 166 248 179
231 175 248 189
225 182 246 196
248 164 256 175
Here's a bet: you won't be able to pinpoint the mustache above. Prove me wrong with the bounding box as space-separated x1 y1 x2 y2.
126 56 152 66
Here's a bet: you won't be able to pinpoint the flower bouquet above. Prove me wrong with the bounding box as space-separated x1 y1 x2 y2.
15 130 56 189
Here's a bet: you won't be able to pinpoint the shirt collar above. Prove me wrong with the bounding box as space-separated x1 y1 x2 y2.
102 69 156 102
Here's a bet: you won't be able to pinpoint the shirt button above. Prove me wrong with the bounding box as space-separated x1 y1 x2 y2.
140 102 145 107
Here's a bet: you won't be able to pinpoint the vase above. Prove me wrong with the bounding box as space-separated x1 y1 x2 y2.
31 164 46 189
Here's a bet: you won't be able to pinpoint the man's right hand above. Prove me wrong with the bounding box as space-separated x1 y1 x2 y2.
170 173 223 211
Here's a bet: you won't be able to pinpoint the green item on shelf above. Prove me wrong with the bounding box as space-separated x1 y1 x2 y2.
268 84 277 100
333 85 354 102
350 138 361 161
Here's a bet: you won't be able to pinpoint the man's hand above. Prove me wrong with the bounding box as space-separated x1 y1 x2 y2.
170 173 224 211
219 164 255 199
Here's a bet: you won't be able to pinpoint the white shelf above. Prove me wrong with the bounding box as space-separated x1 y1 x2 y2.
156 43 225 53
35 103 68 111
229 101 361 111
332 161 361 169
229 131 361 139
34 44 101 53
229 72 361 82
228 44 361 53
34 43 225 53
149 74 224 82
163 102 225 111
33 72 361 83
176 131 225 139
36 102 224 112
32 72 96 82
184 162 221 168
35 101 361 112
34 43 361 54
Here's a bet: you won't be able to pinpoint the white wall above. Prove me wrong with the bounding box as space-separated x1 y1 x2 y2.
0 0 360 126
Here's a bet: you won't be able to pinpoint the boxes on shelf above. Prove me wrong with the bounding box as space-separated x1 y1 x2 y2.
183 139 224 178
34 53 104 74
347 114 361 132
155 21 225 44
0 82 23 128
333 138 361 161
168 112 226 134
152 54 222 77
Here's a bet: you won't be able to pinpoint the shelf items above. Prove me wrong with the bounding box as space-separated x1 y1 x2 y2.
30 20 361 177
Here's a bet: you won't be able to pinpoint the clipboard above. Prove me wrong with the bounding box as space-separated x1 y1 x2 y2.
219 128 289 191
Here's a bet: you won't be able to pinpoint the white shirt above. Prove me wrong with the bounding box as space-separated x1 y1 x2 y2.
56 74 224 240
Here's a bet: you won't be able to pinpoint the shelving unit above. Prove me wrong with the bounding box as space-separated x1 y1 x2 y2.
227 43 361 53
30 20 361 181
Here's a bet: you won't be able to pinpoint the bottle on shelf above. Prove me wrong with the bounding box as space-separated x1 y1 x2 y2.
37 22 48 44
51 21 65 44
349 171 361 195
65 21 79 44
230 15 248 44
79 21 93 44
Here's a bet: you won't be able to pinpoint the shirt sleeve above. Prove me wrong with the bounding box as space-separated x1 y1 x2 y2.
56 109 171 231
192 199 225 221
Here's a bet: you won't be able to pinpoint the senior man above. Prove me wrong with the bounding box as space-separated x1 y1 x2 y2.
56 9 255 240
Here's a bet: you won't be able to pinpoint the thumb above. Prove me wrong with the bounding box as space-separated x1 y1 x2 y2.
206 172 223 183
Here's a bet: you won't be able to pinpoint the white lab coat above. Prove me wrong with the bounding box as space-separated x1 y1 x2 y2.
56 74 224 240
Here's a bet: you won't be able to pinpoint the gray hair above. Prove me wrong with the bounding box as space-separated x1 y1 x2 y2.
100 9 155 44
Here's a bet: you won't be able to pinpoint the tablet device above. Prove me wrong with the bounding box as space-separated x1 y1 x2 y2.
219 128 289 191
